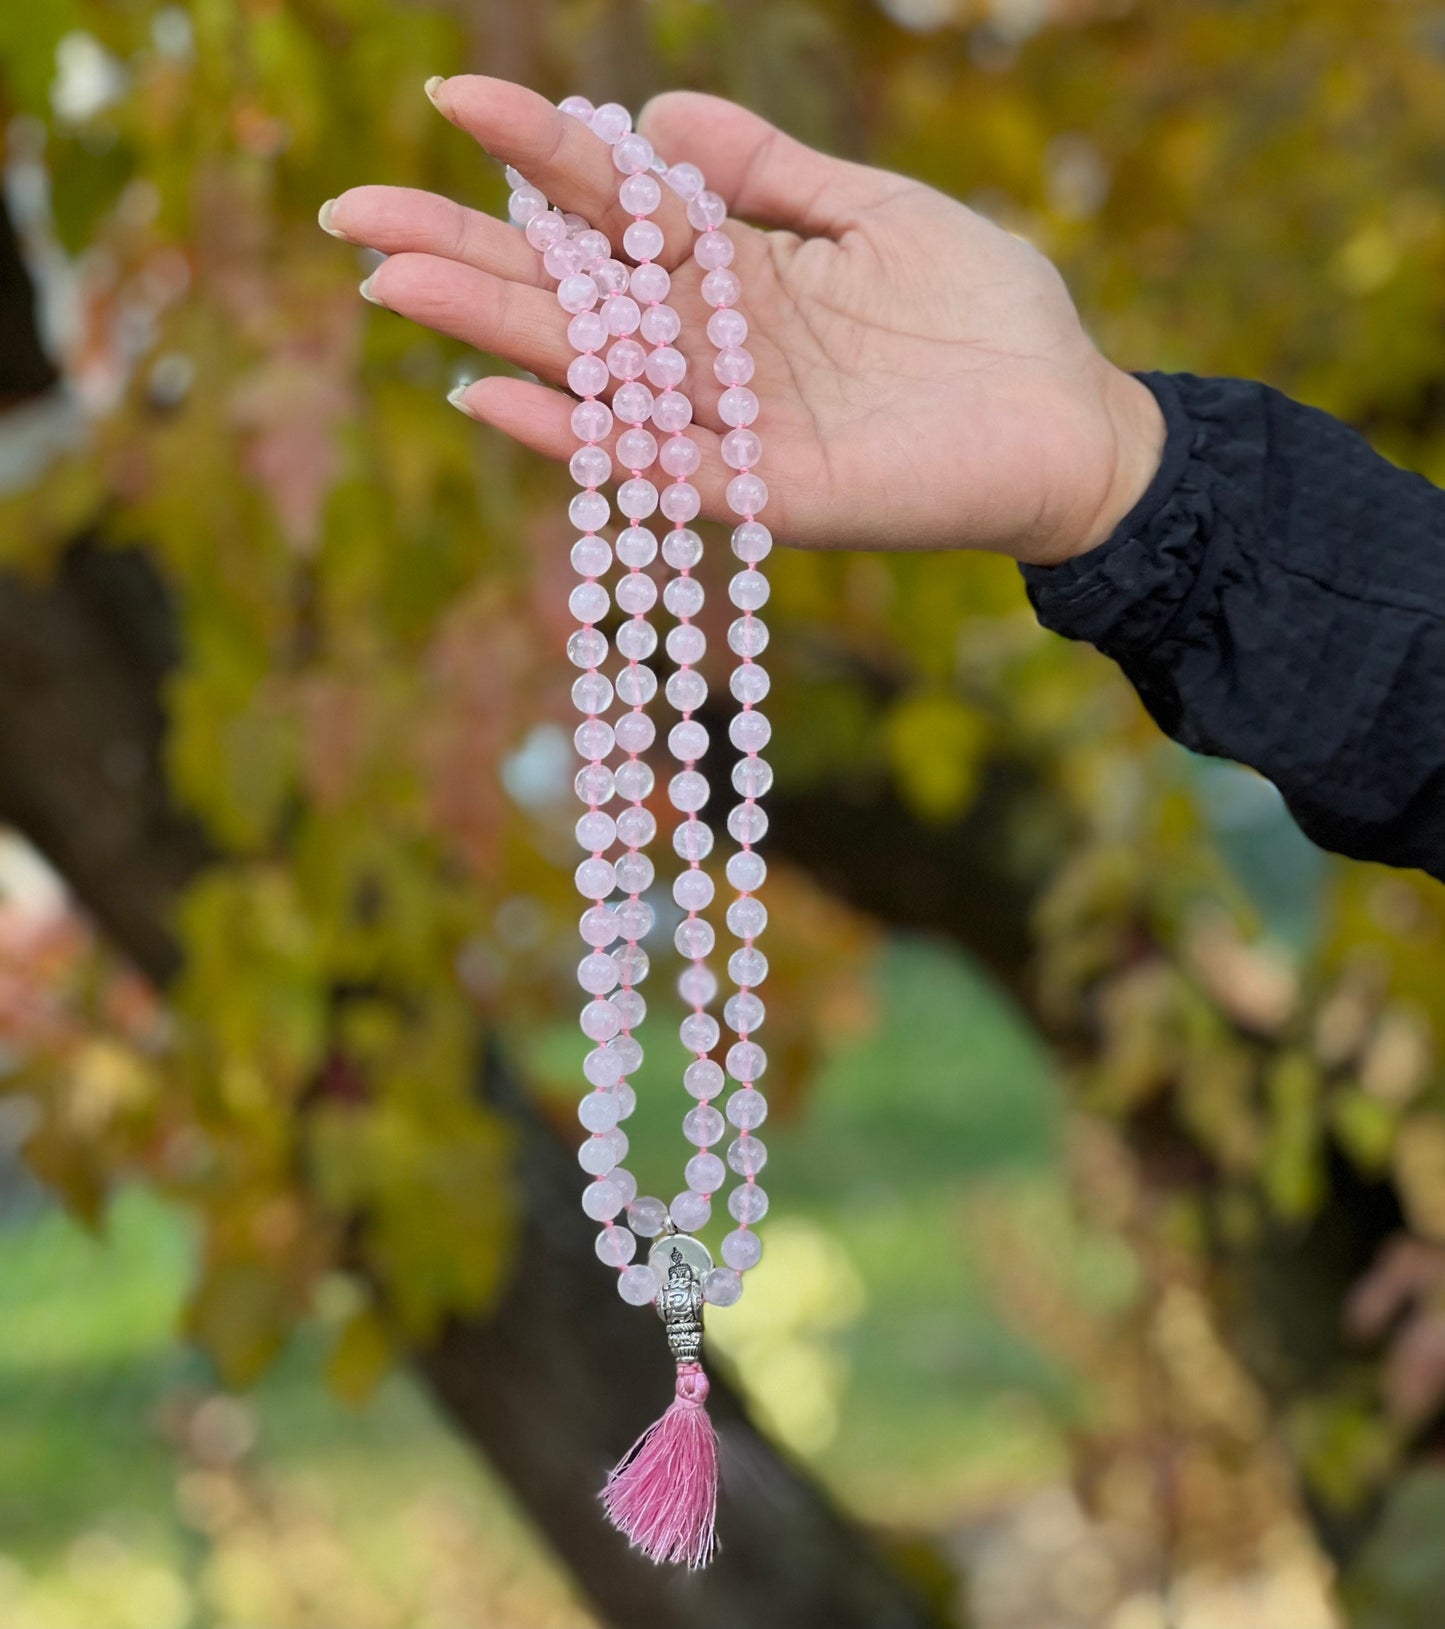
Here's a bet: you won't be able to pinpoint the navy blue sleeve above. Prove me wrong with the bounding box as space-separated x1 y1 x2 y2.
1019 372 1445 881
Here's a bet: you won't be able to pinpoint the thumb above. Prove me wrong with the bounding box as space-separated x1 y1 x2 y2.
639 92 893 236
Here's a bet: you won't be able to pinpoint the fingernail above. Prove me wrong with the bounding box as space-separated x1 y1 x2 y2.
447 383 480 418
317 199 349 240
424 76 446 107
359 273 386 307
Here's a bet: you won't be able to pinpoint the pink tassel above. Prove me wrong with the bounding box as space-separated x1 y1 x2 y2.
600 1363 719 1568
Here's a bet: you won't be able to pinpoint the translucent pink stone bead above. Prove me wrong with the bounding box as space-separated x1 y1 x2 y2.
579 1090 621 1131
608 339 648 382
575 809 616 850
680 1011 720 1051
662 529 703 569
579 1136 619 1176
695 231 735 271
545 240 585 280
614 851 656 893
726 851 767 892
641 305 682 345
590 102 632 144
721 1228 763 1271
668 770 709 813
570 445 612 487
702 269 742 307
673 869 715 911
613 942 652 984
727 473 769 515
613 132 655 174
685 1153 725 1194
575 857 616 898
596 1226 637 1267
611 1036 644 1074
728 616 769 658
616 427 658 469
664 576 705 618
724 992 766 1035
527 211 568 252
615 802 656 844
721 429 762 470
669 720 709 760
665 162 705 199
718 386 760 427
571 672 612 712
616 525 658 567
727 1136 767 1177
618 1263 659 1305
731 665 770 705
619 173 662 214
568 630 609 671
575 229 611 267
714 348 755 387
616 620 657 660
580 906 620 948
559 95 594 121
726 1088 769 1130
614 711 655 753
687 191 727 231
645 347 687 389
613 381 654 423
667 624 706 664
684 1059 725 1100
675 918 716 959
728 803 769 846
617 477 659 520
615 896 654 939
581 997 623 1040
702 1267 743 1306
567 355 610 399
571 398 612 441
611 1081 637 1120
582 1177 626 1220
575 765 614 804
558 273 601 314
728 1182 769 1222
684 1105 726 1147
729 710 772 753
671 1191 711 1231
708 308 748 348
594 258 630 296
627 1196 669 1237
571 530 611 571
604 295 642 336
614 760 654 800
623 219 665 262
583 1047 624 1089
615 575 658 615
666 669 708 712
732 520 773 562
509 186 547 225
652 391 693 432
726 1040 767 1082
728 946 769 986
630 262 671 303
661 483 702 525
659 437 701 478
730 569 770 611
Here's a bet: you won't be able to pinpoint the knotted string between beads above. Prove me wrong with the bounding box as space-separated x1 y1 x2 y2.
600 1362 718 1568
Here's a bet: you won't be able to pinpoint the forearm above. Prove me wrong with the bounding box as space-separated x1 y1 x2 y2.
1021 372 1445 880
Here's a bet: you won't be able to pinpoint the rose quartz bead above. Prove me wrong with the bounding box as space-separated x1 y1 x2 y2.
707 308 748 348
669 719 709 760
579 1087 621 1130
526 211 568 252
570 445 612 487
568 489 609 531
728 946 770 988
617 477 658 520
664 162 705 200
623 219 665 262
630 262 671 303
575 229 612 267
702 268 742 307
613 132 655 174
571 398 612 441
685 1153 725 1194
569 629 609 670
616 428 658 469
718 386 760 427
618 1264 658 1305
674 869 715 912
727 896 768 938
687 191 727 231
679 967 717 1010
660 437 701 478
582 1177 626 1221
727 1136 767 1177
652 390 693 432
612 382 654 423
594 258 630 296
544 240 585 280
615 574 657 614
714 348 755 387
731 664 770 705
575 856 616 898
702 1267 743 1306
615 665 658 706
590 102 632 143
668 770 709 813
612 1081 637 1121
614 759 654 799
681 1011 720 1052
671 1191 711 1231
608 339 648 381
604 295 642 336
563 212 589 235
726 1089 769 1130
616 525 658 567
721 428 762 469
721 1228 763 1271
730 569 770 610
666 669 707 713
566 355 609 399
558 273 600 315
595 1226 637 1267
644 346 687 389
579 1135 619 1176
583 1042 624 1085
695 232 735 271
728 801 769 846
684 1105 726 1147
675 917 715 958
569 582 609 624
725 986 766 1030
666 624 706 664
730 711 771 754
619 173 662 214
662 528 703 569
685 1061 724 1102
508 186 547 225
640 305 682 345
732 520 773 562
616 619 657 659
575 764 614 804
627 1196 669 1237
570 534 610 575
663 575 704 617
559 95 595 121
575 718 615 762
660 483 701 524
727 473 769 515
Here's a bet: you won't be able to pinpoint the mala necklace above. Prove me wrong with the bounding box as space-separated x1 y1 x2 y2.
508 94 772 1568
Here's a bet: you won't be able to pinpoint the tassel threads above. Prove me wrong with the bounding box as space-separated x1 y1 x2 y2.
601 1362 719 1568
601 1240 720 1567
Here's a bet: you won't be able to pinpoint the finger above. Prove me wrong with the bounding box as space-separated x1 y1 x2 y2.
362 254 571 385
452 376 734 521
325 185 545 287
639 92 900 237
428 76 695 269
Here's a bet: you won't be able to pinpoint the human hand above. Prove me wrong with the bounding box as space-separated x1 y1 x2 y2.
322 77 1164 566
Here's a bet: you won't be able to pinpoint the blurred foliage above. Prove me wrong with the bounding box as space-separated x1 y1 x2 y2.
4 0 1445 1619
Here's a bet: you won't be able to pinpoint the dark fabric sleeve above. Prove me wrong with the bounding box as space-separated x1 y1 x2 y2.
1019 372 1445 881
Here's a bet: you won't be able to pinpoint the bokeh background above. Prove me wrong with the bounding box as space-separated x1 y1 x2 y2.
2 2 1445 1625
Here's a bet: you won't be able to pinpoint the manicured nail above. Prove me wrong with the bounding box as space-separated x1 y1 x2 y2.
424 76 445 106
359 273 386 307
447 383 479 418
317 199 348 240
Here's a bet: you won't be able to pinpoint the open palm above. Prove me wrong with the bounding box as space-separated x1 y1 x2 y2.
325 78 1161 565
